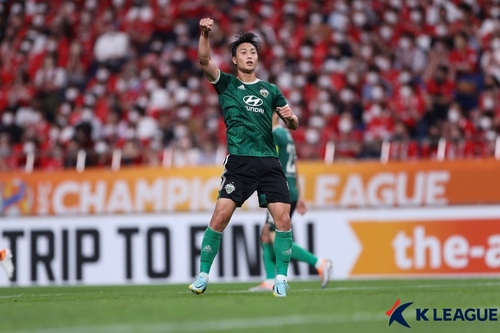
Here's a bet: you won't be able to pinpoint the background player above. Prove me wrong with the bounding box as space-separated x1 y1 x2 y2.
0 248 14 280
250 112 333 292
189 18 299 297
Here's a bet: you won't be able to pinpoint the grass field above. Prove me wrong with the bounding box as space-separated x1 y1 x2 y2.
0 278 499 333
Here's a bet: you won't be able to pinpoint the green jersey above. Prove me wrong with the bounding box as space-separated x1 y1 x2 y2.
273 126 299 202
212 71 287 157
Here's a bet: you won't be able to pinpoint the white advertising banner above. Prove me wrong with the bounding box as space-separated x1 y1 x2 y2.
1 206 500 286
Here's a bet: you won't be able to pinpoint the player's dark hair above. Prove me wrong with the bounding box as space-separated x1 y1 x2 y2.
228 32 261 57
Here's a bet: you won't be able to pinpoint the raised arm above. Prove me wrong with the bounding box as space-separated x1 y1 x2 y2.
198 18 219 82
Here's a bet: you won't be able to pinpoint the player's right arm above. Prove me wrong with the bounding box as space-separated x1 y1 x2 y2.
198 18 219 83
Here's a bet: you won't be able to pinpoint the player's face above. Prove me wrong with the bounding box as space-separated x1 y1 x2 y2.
232 43 258 73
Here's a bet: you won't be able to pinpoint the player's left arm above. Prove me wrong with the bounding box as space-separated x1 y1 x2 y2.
276 105 299 130
273 85 299 130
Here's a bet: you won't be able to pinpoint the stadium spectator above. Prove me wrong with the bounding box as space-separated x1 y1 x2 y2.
93 22 130 71
423 63 455 127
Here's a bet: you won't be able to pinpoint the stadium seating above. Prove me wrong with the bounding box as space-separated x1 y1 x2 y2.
1 0 499 171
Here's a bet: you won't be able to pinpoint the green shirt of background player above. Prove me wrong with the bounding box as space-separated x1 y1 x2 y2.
249 112 333 292
189 17 299 297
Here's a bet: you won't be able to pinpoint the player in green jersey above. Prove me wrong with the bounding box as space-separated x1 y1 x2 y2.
249 112 333 292
189 18 299 297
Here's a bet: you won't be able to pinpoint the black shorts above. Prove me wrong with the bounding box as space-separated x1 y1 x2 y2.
267 201 297 232
218 155 290 207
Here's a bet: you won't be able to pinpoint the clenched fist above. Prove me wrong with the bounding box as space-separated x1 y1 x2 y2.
276 105 294 119
199 18 214 33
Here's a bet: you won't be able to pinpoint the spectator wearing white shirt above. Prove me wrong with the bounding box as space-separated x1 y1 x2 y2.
34 55 67 93
93 23 130 71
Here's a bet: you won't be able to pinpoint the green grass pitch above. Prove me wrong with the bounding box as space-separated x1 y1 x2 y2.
0 278 499 333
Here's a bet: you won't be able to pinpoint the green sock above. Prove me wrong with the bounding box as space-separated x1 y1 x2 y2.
200 227 222 274
261 242 276 280
291 243 318 267
274 229 293 276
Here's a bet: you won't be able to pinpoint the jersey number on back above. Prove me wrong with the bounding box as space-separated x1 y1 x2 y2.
286 144 296 174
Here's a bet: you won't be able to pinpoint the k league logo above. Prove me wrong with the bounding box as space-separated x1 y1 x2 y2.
386 299 413 328
386 299 498 328
243 95 263 106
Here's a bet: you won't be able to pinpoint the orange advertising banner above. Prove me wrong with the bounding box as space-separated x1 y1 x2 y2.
1 158 499 216
302 158 500 208
350 219 500 276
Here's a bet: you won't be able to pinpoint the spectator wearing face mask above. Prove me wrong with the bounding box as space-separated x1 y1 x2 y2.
378 21 399 50
394 32 427 76
449 2 480 39
389 82 426 132
332 112 363 160
427 3 459 38
446 102 476 140
400 6 433 38
125 0 155 52
361 67 393 107
338 87 363 124
375 54 400 89
479 75 500 114
362 100 395 158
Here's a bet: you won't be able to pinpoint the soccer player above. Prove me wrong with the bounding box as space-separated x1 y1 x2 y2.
0 248 14 280
250 112 333 292
189 18 298 297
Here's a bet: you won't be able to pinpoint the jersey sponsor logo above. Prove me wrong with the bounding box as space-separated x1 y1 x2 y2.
224 183 235 194
238 85 246 90
243 95 264 113
243 95 263 106
245 106 264 113
259 88 269 98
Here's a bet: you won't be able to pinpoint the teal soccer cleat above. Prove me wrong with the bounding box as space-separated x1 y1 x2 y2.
188 274 208 295
272 280 290 297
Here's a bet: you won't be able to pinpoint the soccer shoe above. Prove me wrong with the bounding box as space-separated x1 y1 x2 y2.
188 274 208 295
248 281 273 292
272 280 290 297
317 259 333 289
0 249 14 280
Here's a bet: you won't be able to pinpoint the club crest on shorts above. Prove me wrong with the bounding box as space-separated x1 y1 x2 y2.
260 88 269 98
225 183 235 194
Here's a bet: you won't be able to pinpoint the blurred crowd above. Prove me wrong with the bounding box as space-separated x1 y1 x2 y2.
1 0 500 171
